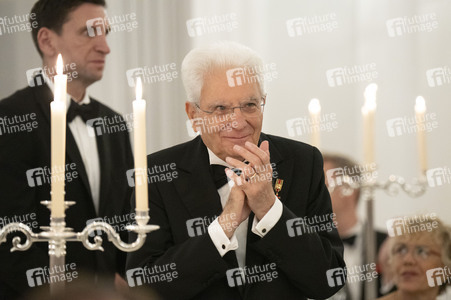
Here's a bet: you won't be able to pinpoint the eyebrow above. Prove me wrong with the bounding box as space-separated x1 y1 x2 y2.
208 97 259 106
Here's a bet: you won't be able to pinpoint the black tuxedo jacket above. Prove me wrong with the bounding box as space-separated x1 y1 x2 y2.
0 84 133 299
126 134 346 300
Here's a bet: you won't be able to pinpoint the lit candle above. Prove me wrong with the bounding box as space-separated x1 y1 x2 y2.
133 78 148 211
50 54 67 218
308 98 321 148
362 83 377 165
415 96 427 174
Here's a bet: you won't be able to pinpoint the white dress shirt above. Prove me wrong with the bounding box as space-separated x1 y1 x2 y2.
342 221 363 300
206 148 283 269
44 74 101 215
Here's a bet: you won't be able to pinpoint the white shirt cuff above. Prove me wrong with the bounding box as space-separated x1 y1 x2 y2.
251 197 283 237
208 218 238 257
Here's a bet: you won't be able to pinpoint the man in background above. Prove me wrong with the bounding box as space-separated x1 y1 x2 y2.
323 153 390 299
0 0 133 298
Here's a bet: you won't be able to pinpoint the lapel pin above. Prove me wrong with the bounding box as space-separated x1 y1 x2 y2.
274 179 284 199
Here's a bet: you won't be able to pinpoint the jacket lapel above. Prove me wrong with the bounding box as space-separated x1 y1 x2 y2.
173 136 223 219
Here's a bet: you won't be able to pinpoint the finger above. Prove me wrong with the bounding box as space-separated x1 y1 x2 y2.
232 144 263 169
244 141 270 164
259 140 270 156
226 157 255 180
225 168 244 186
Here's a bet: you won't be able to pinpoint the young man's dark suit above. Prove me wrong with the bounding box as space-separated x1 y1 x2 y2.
126 133 346 300
0 83 133 299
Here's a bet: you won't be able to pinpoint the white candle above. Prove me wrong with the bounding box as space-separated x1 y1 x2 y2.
50 54 67 218
362 84 377 165
308 98 321 148
133 78 148 211
415 96 427 174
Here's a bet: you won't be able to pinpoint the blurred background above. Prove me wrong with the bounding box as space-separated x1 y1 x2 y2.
1 0 450 231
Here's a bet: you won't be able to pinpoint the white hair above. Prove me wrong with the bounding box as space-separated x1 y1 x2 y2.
181 41 266 103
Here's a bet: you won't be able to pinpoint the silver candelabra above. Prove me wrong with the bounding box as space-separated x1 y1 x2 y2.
328 170 428 300
0 200 159 294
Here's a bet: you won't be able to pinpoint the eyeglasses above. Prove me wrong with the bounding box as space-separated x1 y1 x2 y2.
194 96 266 117
392 243 441 261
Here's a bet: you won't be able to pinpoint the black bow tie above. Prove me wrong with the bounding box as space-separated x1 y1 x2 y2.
66 99 97 123
342 234 357 246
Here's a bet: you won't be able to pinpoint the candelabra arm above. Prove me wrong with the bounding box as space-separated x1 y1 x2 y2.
0 223 40 252
76 221 159 253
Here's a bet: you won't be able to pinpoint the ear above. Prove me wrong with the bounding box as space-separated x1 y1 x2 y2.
185 101 197 120
37 27 58 58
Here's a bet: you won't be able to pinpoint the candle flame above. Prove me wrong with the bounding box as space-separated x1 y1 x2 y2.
308 98 321 114
364 83 377 111
415 96 426 113
136 77 142 100
56 54 63 75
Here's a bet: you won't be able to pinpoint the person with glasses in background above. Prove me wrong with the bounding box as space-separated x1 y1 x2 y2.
377 215 451 300
126 41 345 300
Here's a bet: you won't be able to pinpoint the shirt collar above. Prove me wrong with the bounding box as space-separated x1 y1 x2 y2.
207 148 232 168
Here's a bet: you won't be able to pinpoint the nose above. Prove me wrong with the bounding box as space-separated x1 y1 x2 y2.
229 108 248 130
401 250 416 265
95 34 111 55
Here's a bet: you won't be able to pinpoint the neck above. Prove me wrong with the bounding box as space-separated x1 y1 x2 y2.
67 81 87 102
335 209 358 237
395 288 439 300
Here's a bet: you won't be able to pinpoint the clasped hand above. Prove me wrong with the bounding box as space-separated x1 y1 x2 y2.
218 141 276 238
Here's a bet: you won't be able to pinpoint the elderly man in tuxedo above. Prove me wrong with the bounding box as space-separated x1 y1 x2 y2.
0 0 133 298
126 41 345 300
